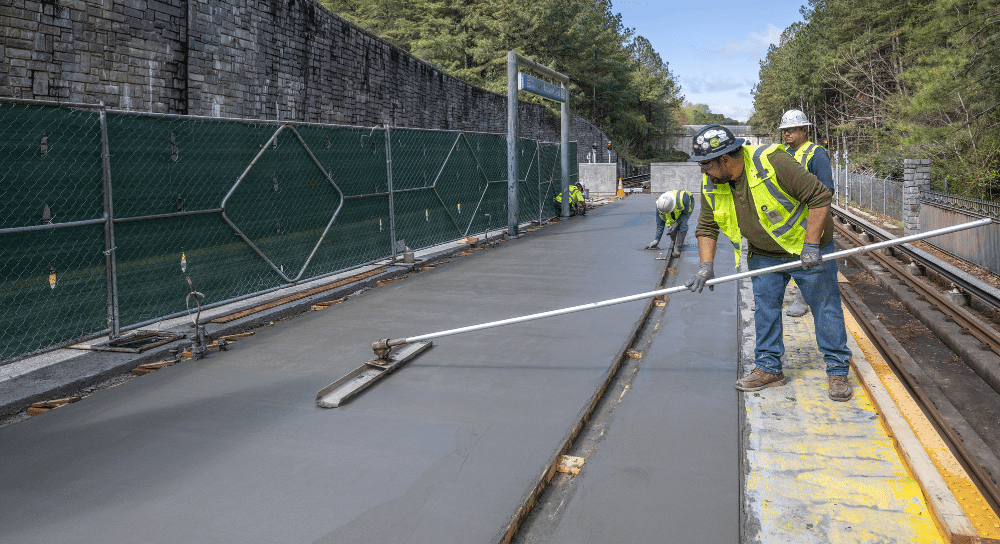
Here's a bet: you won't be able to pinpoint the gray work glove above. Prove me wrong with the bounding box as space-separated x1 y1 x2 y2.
645 239 659 250
685 262 715 293
800 243 822 270
666 223 678 237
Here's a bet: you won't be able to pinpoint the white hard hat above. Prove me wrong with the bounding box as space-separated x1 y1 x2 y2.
778 109 812 130
655 192 676 215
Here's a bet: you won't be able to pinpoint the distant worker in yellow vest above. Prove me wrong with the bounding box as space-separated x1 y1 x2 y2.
779 109 835 317
683 124 853 402
644 189 693 258
555 183 587 216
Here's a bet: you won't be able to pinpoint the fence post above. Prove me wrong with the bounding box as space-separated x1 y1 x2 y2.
903 158 931 236
99 102 120 339
384 125 398 261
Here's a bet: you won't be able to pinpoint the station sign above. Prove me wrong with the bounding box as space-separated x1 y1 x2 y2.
518 72 567 103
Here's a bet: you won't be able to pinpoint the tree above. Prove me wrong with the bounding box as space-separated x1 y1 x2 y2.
318 0 685 163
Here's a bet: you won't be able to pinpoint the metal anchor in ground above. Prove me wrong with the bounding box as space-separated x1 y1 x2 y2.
185 277 209 359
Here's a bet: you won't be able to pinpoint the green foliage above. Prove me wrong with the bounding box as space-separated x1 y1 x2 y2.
752 0 1000 199
318 0 684 162
678 102 740 125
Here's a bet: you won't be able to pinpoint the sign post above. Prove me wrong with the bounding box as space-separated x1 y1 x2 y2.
507 52 571 234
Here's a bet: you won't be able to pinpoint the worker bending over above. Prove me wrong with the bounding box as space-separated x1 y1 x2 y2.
684 124 853 402
555 183 587 216
645 189 693 258
779 109 835 317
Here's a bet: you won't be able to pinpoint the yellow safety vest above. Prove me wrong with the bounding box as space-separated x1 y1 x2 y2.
555 185 584 204
658 189 692 228
788 140 822 169
702 144 810 266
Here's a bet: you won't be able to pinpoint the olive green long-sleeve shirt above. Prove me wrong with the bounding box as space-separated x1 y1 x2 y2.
695 146 833 258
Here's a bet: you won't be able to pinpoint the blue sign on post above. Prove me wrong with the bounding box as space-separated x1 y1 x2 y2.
518 72 567 103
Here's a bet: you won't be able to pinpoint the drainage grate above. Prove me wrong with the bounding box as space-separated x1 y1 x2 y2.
71 331 184 353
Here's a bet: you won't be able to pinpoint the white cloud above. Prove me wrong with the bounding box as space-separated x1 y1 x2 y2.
713 24 783 54
684 75 753 94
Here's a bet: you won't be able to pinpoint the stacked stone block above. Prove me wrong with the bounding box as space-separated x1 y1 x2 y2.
1 0 611 146
903 158 931 236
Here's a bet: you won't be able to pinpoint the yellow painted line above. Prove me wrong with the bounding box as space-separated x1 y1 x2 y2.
743 308 944 542
844 305 1000 541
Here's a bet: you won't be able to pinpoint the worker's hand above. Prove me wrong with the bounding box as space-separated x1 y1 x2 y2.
685 262 715 293
800 243 822 270
645 240 659 250
666 224 678 237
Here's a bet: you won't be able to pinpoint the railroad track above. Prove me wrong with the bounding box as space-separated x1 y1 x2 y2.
832 208 1000 515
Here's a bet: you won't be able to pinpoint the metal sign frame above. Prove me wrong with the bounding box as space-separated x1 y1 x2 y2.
508 52 572 233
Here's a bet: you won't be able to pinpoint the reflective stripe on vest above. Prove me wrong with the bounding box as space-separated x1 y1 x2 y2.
789 141 820 169
702 144 809 265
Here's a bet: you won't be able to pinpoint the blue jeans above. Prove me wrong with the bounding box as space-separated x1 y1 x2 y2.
748 241 852 376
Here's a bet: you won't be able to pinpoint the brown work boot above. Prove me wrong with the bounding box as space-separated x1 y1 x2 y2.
735 368 786 392
828 375 853 402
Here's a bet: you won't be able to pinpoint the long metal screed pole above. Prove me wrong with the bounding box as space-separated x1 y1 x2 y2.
370 218 992 357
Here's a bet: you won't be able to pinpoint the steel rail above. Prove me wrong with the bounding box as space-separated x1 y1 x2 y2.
834 221 1000 357
840 285 1000 513
833 210 1000 311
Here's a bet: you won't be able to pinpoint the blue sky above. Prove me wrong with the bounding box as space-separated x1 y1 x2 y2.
616 1 808 122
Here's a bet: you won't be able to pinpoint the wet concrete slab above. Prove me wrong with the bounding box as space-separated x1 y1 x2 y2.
0 196 669 544
539 213 741 543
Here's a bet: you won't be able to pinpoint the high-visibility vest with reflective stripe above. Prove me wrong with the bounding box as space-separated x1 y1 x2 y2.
702 144 809 266
789 140 822 169
555 185 584 204
658 189 692 227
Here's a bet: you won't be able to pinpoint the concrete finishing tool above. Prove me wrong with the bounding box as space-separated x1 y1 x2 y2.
317 217 992 408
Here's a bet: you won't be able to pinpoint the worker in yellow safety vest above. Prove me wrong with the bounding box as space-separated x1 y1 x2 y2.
555 183 587 216
684 124 854 402
779 109 835 318
644 189 693 258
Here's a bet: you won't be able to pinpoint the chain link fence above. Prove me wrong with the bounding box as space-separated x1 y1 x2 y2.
0 98 577 363
833 164 903 223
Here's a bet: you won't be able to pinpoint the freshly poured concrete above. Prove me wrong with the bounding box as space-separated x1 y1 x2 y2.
540 217 741 543
0 196 674 544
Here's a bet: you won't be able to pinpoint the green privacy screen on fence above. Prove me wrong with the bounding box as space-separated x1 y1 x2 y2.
0 100 578 362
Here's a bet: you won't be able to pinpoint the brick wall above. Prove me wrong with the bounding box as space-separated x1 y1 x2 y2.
1 0 610 148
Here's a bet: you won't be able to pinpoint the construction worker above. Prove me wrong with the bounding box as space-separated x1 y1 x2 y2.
555 183 587 216
683 124 853 402
644 189 693 258
779 109 834 317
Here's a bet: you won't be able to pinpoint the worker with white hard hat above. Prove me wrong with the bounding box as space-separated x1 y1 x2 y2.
779 109 834 316
645 190 693 258
778 109 834 193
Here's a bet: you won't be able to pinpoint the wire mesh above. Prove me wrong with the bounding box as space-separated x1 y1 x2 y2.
834 165 903 223
0 98 579 363
0 102 109 361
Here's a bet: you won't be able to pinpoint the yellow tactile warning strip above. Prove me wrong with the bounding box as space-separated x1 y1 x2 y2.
844 307 1000 542
742 284 945 543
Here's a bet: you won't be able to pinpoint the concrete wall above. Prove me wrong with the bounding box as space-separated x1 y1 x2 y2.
0 0 611 145
580 163 616 195
650 162 701 194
